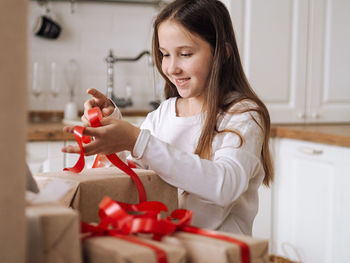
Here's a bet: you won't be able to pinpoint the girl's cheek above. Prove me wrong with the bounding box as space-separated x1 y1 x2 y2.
161 62 168 76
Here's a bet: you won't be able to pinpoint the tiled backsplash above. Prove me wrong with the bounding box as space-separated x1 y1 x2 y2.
28 1 163 111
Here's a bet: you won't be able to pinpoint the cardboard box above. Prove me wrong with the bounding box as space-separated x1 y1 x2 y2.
83 236 186 263
34 168 178 223
163 230 268 263
26 204 82 263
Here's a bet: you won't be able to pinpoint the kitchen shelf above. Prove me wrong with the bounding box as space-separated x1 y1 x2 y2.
32 0 167 7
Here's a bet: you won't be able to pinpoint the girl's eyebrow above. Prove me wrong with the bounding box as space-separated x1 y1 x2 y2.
159 45 195 51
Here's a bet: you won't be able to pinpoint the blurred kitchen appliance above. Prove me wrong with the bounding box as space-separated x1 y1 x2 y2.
63 59 79 121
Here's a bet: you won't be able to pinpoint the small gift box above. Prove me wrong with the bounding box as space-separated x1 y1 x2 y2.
26 204 82 263
162 231 268 263
83 236 186 263
34 168 178 223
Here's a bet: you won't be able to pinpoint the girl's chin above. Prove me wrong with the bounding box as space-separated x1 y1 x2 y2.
176 89 190 98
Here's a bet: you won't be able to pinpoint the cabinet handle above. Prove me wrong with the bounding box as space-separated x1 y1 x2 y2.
298 147 323 155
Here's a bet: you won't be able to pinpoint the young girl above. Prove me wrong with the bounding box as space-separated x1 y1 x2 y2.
62 0 273 236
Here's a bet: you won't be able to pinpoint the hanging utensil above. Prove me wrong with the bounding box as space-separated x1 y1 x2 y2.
63 59 79 121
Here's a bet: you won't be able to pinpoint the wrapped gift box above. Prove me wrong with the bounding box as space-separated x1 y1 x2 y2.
34 168 178 223
163 230 268 263
26 204 82 263
83 236 186 263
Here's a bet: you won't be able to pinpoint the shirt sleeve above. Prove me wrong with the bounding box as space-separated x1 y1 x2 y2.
127 110 156 169
132 110 265 207
107 104 122 120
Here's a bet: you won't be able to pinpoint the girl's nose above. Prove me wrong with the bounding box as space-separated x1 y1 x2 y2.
167 58 181 75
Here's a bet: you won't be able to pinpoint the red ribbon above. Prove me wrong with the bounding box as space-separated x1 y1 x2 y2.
82 196 251 263
63 107 147 203
81 222 168 263
81 197 171 263
64 107 250 263
180 226 250 262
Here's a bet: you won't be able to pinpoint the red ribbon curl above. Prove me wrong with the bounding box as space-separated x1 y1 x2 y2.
63 107 147 203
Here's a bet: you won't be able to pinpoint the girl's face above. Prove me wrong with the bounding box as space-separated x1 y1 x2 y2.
158 20 213 102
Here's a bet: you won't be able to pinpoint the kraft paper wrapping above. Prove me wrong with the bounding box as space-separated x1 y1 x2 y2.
83 236 186 263
162 231 268 263
26 204 82 263
34 168 178 223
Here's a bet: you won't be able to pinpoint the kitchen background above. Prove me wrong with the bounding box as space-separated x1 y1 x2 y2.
24 0 350 262
1 0 349 262
28 0 163 113
27 0 350 124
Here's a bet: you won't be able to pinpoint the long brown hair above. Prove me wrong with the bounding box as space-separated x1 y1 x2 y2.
152 0 273 186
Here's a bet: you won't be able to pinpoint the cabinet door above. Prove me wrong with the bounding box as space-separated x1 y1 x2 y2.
252 185 272 245
272 138 350 262
307 0 350 123
229 0 309 123
26 141 65 173
252 138 274 251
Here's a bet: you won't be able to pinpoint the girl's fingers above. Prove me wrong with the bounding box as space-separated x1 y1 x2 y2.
63 126 75 133
84 99 95 110
102 106 114 117
63 123 91 137
81 126 100 137
84 99 97 117
99 118 114 126
62 141 100 156
61 145 80 154
82 141 100 156
81 114 89 124
87 88 107 101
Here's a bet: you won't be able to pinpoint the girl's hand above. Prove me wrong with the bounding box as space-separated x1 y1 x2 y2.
81 88 115 124
62 118 140 155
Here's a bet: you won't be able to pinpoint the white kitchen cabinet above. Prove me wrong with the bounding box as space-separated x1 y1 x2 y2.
26 119 142 174
26 141 65 174
306 0 350 123
27 141 96 174
228 0 350 123
252 184 272 244
64 140 96 168
271 138 350 262
252 139 275 250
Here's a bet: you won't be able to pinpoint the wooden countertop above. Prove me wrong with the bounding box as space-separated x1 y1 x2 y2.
271 124 350 147
27 109 150 142
28 122 75 141
28 120 350 147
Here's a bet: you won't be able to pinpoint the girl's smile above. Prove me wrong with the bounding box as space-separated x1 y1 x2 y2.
175 77 190 87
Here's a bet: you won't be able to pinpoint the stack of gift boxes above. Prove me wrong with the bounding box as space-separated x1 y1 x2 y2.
26 167 268 263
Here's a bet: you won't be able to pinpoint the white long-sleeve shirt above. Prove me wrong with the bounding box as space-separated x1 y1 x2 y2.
113 98 265 235
125 96 265 235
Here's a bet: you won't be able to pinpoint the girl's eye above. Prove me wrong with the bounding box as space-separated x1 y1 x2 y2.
181 53 192 57
162 54 170 57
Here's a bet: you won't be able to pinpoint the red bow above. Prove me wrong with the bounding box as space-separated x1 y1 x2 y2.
82 196 250 263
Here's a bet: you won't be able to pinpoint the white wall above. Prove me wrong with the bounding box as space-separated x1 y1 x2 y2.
28 2 160 111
